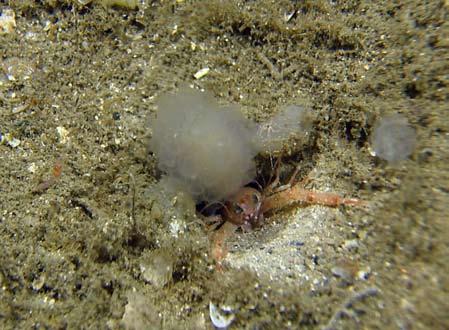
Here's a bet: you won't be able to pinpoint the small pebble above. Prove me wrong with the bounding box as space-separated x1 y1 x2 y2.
357 267 371 280
112 112 121 120
32 275 46 291
343 239 360 251
331 266 354 282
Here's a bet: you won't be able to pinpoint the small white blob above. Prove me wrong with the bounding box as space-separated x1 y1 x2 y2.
372 114 416 162
256 104 313 154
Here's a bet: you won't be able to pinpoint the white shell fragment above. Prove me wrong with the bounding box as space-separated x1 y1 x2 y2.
8 138 21 148
56 126 70 144
283 10 297 22
0 133 20 148
209 302 235 329
193 67 210 79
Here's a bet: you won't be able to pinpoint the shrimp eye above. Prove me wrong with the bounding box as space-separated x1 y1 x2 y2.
232 203 244 214
251 193 260 205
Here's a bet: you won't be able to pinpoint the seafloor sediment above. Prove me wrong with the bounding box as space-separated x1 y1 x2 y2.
0 1 448 329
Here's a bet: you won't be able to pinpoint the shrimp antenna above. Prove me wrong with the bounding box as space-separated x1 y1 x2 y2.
248 179 263 191
199 201 226 215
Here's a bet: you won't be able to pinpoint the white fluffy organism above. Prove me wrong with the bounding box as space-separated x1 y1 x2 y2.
149 87 259 201
372 114 416 162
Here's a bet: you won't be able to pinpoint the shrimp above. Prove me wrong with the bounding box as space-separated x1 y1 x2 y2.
209 164 364 269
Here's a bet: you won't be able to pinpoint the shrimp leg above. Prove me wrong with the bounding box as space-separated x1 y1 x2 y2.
261 184 364 214
210 221 238 270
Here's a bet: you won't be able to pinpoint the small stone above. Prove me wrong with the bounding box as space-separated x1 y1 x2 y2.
32 275 46 291
112 112 121 120
357 267 371 280
343 239 360 251
332 266 353 281
331 260 358 283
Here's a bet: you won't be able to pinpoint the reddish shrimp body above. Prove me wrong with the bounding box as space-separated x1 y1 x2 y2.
210 170 364 268
224 187 263 227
